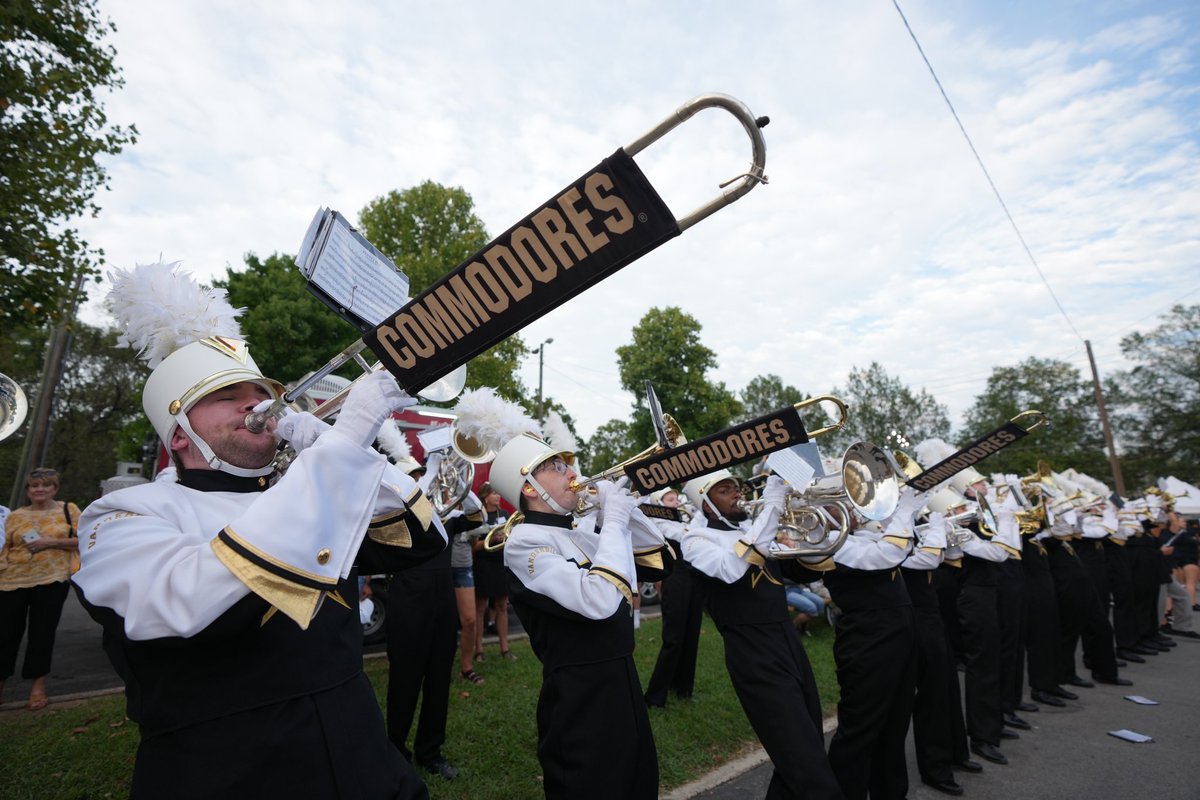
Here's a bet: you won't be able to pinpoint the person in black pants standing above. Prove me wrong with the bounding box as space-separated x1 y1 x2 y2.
644 488 706 709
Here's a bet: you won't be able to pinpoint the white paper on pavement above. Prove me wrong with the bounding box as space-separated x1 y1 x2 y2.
1107 729 1154 743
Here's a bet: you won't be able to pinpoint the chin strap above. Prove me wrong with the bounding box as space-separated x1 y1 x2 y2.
524 474 574 515
174 413 275 479
704 495 743 530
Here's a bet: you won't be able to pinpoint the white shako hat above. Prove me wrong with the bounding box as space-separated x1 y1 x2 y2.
914 437 986 496
684 469 737 516
452 389 576 511
107 262 282 477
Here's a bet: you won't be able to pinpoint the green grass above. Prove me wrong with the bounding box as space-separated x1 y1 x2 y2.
0 615 836 799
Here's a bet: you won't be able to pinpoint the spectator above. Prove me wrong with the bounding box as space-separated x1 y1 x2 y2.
472 484 516 661
0 467 80 711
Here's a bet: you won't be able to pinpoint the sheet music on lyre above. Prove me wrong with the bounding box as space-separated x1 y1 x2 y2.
296 208 410 330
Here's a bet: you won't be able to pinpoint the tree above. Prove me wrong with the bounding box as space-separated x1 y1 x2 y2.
215 252 359 385
738 374 807 422
823 362 951 455
614 307 743 450
961 357 1106 479
357 182 530 403
582 419 636 476
1107 304 1200 487
1 0 138 328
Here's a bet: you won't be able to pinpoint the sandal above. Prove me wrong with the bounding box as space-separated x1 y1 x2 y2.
27 693 49 712
460 669 485 685
501 649 517 661
474 651 486 663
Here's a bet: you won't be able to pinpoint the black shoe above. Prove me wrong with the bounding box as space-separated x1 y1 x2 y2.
999 728 1020 740
644 695 665 709
1116 648 1146 663
1048 686 1079 700
922 777 965 796
1004 712 1031 730
418 757 459 780
1193 604 1200 612
1152 635 1177 648
970 741 1008 765
1030 689 1067 707
1130 643 1159 655
1066 676 1095 688
952 759 984 773
1016 701 1039 713
1093 675 1133 686
1162 626 1200 640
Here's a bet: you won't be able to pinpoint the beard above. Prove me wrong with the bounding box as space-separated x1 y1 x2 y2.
206 429 278 469
724 506 749 523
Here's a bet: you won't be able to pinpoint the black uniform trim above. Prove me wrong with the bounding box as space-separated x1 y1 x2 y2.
216 528 335 589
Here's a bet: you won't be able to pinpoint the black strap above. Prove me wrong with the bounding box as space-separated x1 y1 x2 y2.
62 502 75 538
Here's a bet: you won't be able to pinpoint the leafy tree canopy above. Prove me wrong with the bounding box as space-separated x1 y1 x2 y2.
823 362 951 456
1 0 137 327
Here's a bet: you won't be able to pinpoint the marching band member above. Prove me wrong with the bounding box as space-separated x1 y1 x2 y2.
1108 496 1148 661
902 511 968 796
681 471 842 800
76 263 444 799
643 486 708 709
915 440 1018 768
819 484 923 800
454 389 664 800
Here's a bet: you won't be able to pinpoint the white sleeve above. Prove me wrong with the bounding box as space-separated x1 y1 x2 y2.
682 525 754 584
77 429 389 638
902 546 944 570
960 534 1009 562
833 530 913 570
504 525 629 620
1080 515 1109 540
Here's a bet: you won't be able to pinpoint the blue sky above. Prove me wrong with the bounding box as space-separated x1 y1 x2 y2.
78 0 1200 441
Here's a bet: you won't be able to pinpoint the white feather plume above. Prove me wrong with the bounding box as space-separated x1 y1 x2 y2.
1068 470 1111 497
541 411 578 454
375 418 412 462
453 388 539 455
914 438 956 470
106 261 245 367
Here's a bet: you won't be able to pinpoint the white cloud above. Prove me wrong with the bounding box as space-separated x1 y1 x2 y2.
73 0 1200 449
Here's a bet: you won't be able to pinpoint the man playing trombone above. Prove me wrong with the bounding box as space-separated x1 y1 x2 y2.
75 263 447 800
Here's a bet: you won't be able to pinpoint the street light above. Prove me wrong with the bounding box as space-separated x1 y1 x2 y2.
537 337 554 419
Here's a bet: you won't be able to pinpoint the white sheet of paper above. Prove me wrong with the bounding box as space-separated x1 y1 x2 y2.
767 445 818 490
1107 729 1153 743
1123 695 1160 705
417 424 452 453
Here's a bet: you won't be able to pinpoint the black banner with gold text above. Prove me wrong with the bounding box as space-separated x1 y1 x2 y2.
365 149 681 393
624 407 809 494
907 421 1031 492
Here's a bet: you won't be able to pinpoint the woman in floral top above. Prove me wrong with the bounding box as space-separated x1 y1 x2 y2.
0 467 80 710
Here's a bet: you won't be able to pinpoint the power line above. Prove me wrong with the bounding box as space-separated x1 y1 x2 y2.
892 0 1085 343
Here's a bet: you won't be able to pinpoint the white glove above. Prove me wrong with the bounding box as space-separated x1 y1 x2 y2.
761 475 788 508
885 486 926 535
919 511 947 550
333 370 415 448
461 490 482 515
1050 514 1074 538
592 479 623 510
272 408 332 454
600 490 638 533
423 450 445 475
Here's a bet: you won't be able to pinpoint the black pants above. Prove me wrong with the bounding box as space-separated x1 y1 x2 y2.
1047 541 1118 682
1104 540 1138 649
644 564 705 706
0 581 71 680
828 605 917 800
995 560 1025 713
1128 542 1161 643
1021 541 1060 692
957 583 1001 745
721 620 842 800
385 569 457 764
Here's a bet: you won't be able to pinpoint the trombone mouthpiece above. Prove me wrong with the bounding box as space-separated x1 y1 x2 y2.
244 411 269 434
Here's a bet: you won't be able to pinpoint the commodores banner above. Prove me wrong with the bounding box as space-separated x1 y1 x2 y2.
907 421 1031 492
365 149 681 393
624 407 809 495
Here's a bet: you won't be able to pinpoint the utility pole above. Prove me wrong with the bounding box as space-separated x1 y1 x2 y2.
1085 339 1126 497
9 270 85 508
536 337 553 420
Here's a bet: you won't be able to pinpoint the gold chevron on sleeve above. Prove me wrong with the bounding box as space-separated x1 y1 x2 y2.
633 550 664 571
368 513 413 548
882 534 912 550
589 567 633 606
405 489 434 530
212 537 323 629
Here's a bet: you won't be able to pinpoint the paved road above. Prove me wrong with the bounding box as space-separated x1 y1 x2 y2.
685 635 1200 799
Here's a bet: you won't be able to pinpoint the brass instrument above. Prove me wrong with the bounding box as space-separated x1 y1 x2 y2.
0 373 28 442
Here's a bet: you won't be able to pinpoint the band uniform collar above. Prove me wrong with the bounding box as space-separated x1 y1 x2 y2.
178 468 270 493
